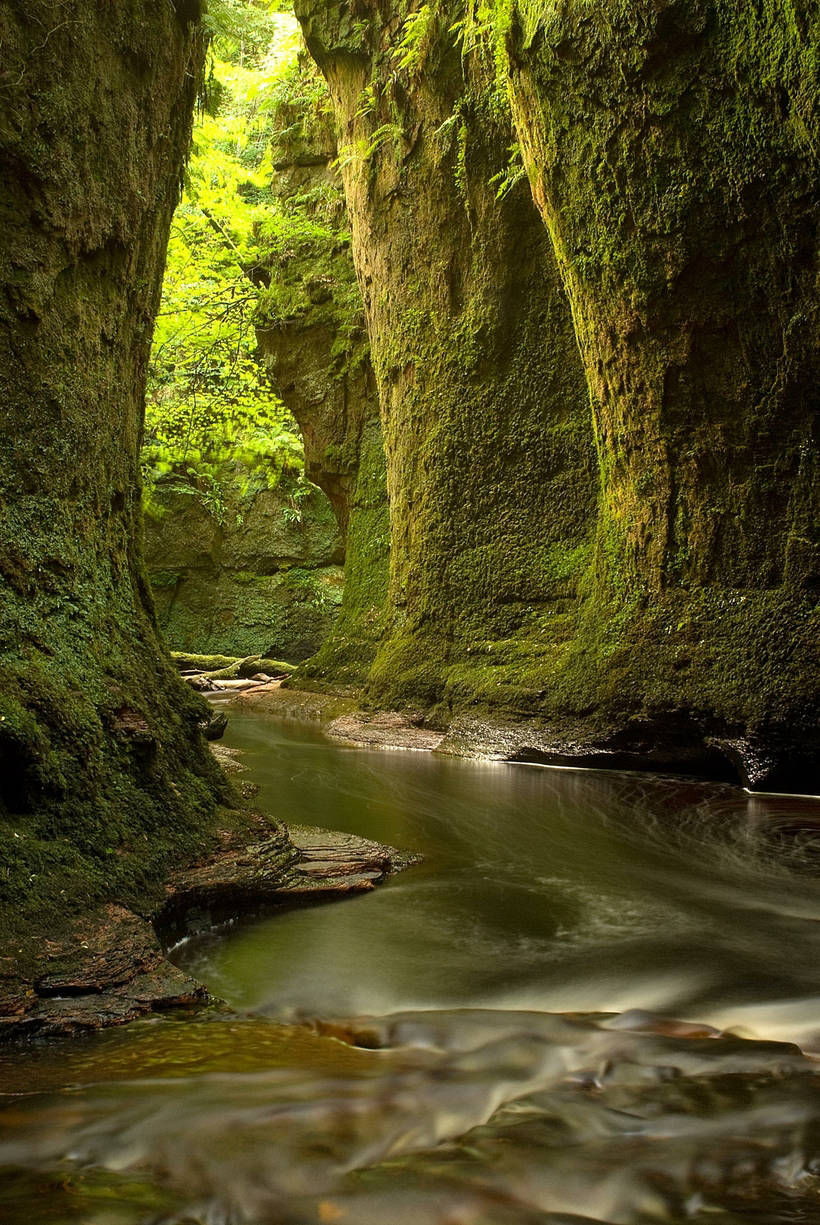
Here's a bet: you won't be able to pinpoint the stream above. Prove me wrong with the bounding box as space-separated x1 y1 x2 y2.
3 709 820 1224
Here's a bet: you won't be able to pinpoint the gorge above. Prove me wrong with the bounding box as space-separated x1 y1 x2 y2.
0 0 818 1218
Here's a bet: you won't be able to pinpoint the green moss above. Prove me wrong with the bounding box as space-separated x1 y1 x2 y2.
0 0 233 949
497 0 819 753
294 419 391 690
292 0 818 780
254 49 390 691
171 652 241 672
296 0 596 709
145 479 345 660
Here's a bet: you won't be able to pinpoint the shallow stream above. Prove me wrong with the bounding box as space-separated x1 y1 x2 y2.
3 709 820 1224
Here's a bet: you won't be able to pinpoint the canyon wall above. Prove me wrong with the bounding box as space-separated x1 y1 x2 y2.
295 0 818 788
295 0 597 717
0 0 226 936
144 478 344 661
505 0 819 787
256 57 390 690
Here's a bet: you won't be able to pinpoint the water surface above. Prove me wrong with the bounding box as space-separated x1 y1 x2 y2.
3 709 820 1224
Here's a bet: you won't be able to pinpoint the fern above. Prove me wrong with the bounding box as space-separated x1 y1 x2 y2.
489 142 527 201
333 123 403 170
396 4 435 76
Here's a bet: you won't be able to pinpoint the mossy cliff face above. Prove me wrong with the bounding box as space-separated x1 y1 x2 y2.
144 478 345 660
256 56 390 688
294 414 391 690
294 0 596 710
501 0 819 785
258 60 375 537
297 0 818 788
0 0 228 938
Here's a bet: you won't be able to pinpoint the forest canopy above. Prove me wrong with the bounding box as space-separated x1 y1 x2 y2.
143 0 310 525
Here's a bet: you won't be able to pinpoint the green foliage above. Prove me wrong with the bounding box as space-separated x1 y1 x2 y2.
145 10 367 525
250 53 366 366
202 0 294 65
489 141 526 200
333 123 404 171
396 3 436 76
356 82 378 119
145 12 308 521
262 52 333 153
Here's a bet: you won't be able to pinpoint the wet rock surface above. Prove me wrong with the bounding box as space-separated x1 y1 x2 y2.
1 792 415 1042
156 820 416 947
0 906 207 1042
281 696 815 793
328 710 445 752
438 717 819 793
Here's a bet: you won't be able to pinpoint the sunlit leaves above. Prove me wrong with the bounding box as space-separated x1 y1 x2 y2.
144 12 306 519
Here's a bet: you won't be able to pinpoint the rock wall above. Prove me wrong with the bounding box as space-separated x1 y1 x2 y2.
144 479 344 660
0 0 227 941
256 56 390 689
504 0 819 787
295 0 819 789
295 0 596 712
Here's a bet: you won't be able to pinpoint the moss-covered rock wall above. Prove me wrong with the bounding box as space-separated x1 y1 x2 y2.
144 477 344 660
256 55 390 689
295 0 818 789
503 0 819 787
295 0 596 711
0 0 227 938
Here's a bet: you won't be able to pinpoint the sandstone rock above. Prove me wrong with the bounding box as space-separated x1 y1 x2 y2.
0 817 418 1042
145 484 344 661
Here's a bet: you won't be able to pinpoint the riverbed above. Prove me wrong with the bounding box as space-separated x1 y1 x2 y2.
2 708 820 1224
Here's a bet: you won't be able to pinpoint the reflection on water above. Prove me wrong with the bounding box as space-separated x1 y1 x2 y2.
2 711 820 1224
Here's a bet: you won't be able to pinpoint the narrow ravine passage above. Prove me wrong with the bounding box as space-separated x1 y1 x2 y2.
2 710 820 1224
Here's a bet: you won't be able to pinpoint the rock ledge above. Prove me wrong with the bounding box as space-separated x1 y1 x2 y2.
0 818 416 1043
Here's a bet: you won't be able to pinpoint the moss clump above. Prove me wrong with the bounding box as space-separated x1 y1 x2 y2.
170 653 297 678
171 653 241 672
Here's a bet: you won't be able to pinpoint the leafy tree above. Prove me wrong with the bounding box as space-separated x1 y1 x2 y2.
143 4 305 522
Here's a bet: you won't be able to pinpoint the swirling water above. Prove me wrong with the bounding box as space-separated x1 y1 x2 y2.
2 709 820 1225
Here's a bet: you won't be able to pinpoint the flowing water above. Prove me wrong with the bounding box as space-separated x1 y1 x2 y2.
3 709 820 1225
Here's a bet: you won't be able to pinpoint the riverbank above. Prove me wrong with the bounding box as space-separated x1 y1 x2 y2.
238 682 819 793
0 743 416 1043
